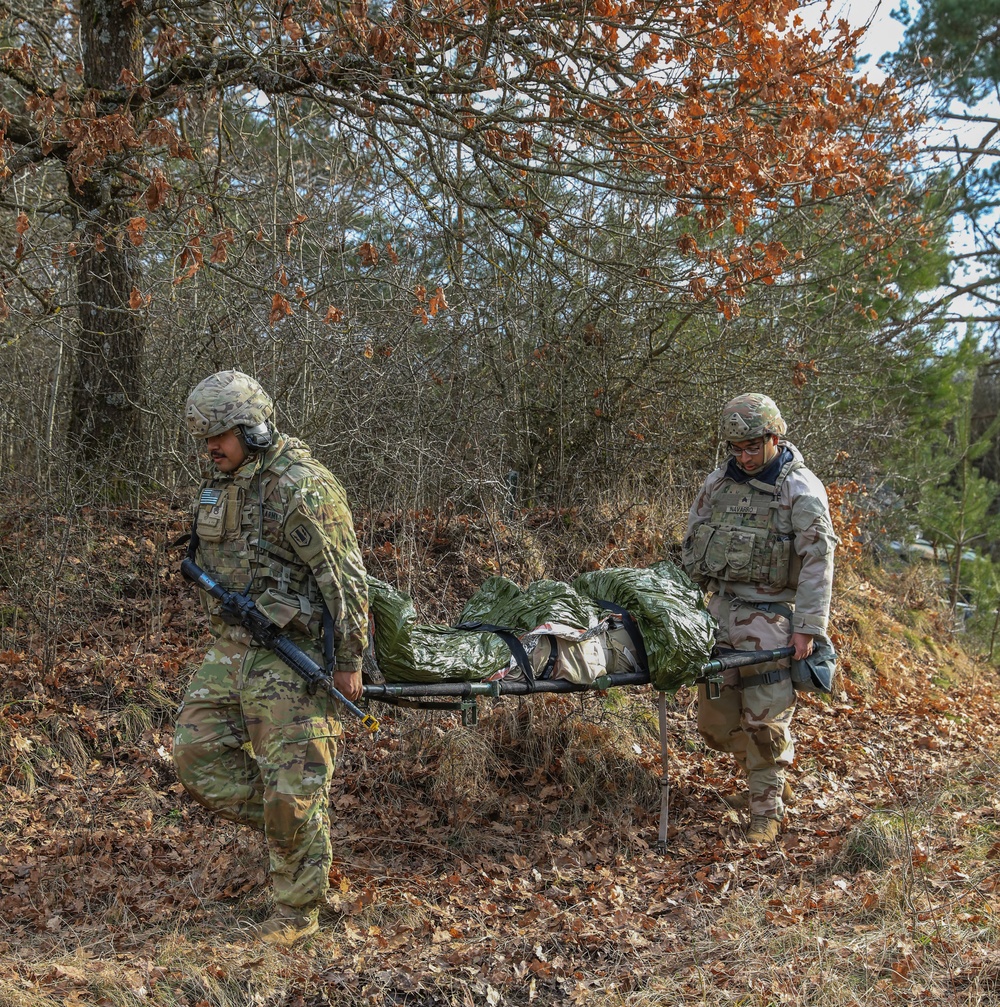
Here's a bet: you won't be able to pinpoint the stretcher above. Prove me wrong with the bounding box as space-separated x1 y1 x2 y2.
182 554 793 847
361 644 795 849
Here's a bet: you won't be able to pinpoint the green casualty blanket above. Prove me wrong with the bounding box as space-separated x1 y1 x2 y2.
368 562 716 690
367 579 511 683
458 576 601 631
573 561 715 692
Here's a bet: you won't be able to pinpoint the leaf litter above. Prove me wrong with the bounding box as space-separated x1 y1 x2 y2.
1 503 1000 1004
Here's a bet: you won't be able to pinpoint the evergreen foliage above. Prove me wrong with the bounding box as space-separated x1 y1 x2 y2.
894 0 1000 103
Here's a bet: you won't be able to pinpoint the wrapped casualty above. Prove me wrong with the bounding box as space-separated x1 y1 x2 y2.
367 578 511 683
573 560 716 692
367 562 716 689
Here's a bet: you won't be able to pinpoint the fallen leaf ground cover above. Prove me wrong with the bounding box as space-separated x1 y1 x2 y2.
1 502 999 1006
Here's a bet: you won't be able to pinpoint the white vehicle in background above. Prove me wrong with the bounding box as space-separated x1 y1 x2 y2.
888 534 977 566
887 534 978 621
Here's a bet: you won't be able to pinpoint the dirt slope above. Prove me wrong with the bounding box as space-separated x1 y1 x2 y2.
1 505 1000 1006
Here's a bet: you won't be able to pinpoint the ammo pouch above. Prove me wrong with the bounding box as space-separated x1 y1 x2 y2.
790 633 836 694
689 523 793 589
255 587 323 638
195 484 244 543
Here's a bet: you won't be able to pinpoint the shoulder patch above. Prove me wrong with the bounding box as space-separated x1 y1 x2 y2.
199 487 222 505
289 524 313 549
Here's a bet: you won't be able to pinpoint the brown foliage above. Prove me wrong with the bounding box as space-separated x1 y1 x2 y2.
0 0 924 467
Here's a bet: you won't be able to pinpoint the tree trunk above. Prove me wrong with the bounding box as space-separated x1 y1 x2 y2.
67 0 146 475
972 363 1000 483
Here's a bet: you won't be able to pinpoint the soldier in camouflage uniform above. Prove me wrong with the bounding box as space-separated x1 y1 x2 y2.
681 393 835 845
173 371 369 945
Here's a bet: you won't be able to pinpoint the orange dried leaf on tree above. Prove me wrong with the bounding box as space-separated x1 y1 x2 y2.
126 217 147 246
1 43 33 71
173 236 204 284
283 17 305 42
269 292 293 324
428 286 449 316
15 211 29 235
142 117 193 159
285 213 308 252
209 228 234 264
144 170 170 212
359 241 379 267
128 287 143 309
324 304 344 324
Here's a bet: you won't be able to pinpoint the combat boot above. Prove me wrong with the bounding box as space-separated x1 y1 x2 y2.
722 779 795 812
746 815 781 844
257 905 319 946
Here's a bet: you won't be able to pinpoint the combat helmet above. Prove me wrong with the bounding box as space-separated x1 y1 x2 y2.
719 393 787 442
185 370 274 445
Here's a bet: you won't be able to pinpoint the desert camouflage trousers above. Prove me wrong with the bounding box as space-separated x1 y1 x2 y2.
698 595 795 820
173 631 342 910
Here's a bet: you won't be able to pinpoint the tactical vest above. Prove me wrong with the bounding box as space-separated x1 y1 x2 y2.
687 458 803 589
192 439 326 640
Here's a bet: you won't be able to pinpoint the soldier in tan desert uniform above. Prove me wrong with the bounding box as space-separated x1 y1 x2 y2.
174 371 368 944
682 393 835 844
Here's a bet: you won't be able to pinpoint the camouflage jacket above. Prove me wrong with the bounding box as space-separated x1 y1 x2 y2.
681 441 836 636
192 433 369 674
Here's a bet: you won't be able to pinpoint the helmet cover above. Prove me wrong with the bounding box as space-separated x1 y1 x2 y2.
719 393 787 442
185 370 274 439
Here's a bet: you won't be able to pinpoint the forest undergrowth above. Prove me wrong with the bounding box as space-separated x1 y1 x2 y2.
1 500 1000 1006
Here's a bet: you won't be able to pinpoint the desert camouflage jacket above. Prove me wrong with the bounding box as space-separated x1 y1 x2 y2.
192 433 368 674
681 441 836 636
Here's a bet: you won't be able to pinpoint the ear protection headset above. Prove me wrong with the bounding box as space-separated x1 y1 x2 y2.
238 421 273 452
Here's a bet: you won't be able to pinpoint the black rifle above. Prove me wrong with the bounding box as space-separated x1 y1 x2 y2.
180 558 379 737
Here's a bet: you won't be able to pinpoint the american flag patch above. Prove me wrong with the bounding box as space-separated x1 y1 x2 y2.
199 488 222 506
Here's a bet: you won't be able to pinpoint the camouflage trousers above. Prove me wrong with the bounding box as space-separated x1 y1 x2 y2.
173 631 342 910
698 595 795 820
